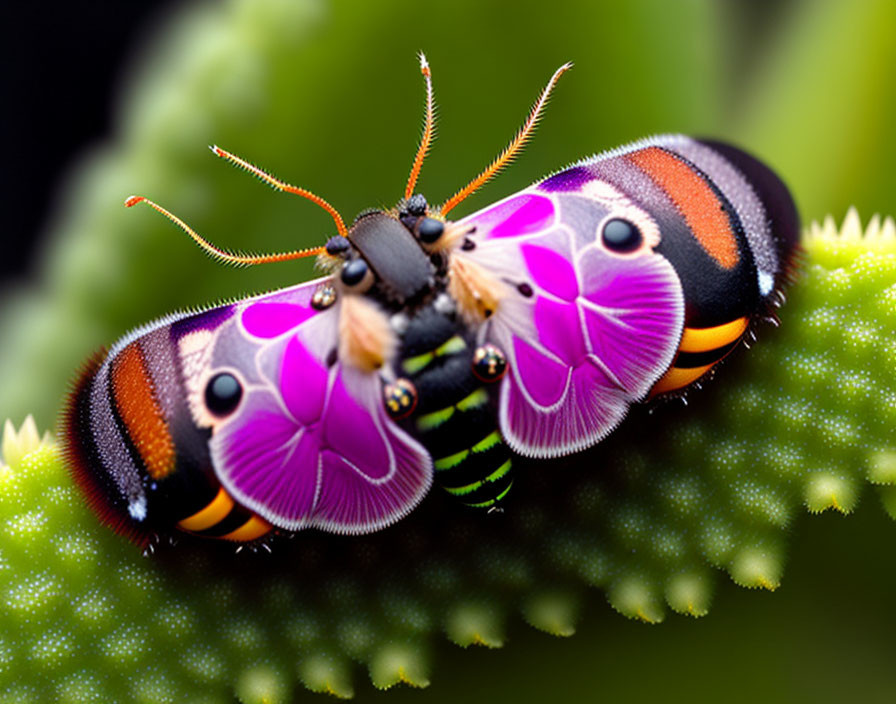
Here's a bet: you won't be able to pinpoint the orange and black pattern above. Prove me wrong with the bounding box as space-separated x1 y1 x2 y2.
589 136 799 394
651 317 749 396
62 308 273 547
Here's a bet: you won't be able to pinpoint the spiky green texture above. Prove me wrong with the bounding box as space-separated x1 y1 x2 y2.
0 212 894 701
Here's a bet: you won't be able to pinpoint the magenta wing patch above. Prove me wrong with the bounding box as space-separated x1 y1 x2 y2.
208 279 432 534
458 187 684 457
465 192 556 239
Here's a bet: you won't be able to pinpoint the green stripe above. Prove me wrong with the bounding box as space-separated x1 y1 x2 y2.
435 335 467 357
416 406 454 432
444 479 483 497
444 459 512 498
471 430 501 453
402 351 434 375
456 388 489 412
434 449 469 471
484 458 512 483
466 481 514 509
402 336 465 375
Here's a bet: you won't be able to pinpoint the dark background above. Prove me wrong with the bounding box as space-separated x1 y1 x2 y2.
0 2 178 285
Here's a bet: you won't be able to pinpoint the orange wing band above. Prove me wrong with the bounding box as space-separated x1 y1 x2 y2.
111 344 176 480
627 147 739 270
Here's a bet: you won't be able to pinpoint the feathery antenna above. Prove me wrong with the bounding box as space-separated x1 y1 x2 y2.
124 196 325 267
404 52 436 200
211 145 348 238
439 62 572 216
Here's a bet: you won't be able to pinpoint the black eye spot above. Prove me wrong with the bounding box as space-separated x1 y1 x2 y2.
205 373 242 417
417 217 444 244
601 218 643 253
325 235 351 256
406 194 428 216
341 258 369 286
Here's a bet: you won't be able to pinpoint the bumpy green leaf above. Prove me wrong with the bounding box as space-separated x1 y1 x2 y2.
1 212 894 702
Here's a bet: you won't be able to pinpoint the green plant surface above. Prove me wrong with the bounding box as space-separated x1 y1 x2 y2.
2 213 896 703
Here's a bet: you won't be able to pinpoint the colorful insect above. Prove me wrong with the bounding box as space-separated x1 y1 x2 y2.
63 57 799 549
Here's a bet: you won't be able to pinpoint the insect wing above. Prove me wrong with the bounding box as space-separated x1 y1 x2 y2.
456 186 684 458
200 279 433 534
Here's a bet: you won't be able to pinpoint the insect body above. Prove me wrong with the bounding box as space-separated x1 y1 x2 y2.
63 57 799 548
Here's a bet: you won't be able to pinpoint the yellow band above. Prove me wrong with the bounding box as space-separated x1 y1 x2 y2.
177 487 234 531
650 363 714 396
679 317 749 353
221 515 273 542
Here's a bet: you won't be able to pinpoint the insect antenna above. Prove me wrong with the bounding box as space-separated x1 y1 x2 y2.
210 145 349 238
439 62 572 216
404 52 436 200
124 196 325 266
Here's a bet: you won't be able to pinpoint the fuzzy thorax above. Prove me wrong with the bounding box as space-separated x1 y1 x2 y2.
448 255 509 324
338 294 397 372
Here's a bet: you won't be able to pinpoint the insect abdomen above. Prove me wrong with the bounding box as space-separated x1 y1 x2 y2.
397 307 513 509
419 387 513 509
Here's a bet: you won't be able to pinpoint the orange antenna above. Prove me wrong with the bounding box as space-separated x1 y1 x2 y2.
404 52 436 200
124 196 325 267
211 145 348 238
439 62 573 216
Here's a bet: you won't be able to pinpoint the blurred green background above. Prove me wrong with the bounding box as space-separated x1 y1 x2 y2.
2 0 895 701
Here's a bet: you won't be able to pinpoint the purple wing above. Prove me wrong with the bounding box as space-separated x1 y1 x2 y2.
198 278 431 534
456 184 684 458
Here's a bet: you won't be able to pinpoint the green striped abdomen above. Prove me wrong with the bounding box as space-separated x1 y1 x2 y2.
398 308 513 509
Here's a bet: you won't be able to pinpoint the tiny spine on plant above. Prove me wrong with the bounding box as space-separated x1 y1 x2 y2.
0 208 895 703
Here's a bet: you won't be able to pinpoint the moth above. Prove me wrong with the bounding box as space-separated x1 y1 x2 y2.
63 56 799 548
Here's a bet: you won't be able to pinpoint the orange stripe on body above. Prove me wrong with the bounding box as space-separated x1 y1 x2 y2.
178 487 234 531
221 515 273 542
112 344 176 480
679 317 749 353
650 363 714 397
627 147 739 269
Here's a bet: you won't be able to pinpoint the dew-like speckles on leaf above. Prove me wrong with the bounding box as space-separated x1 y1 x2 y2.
1 210 896 701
